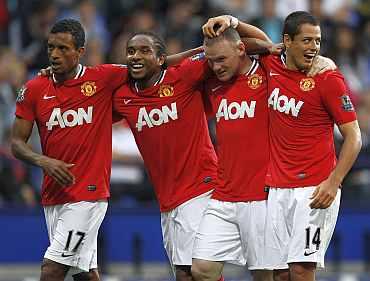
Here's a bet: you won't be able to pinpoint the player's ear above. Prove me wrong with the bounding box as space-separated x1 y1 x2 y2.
77 47 85 57
283 34 292 49
236 41 245 56
158 54 166 66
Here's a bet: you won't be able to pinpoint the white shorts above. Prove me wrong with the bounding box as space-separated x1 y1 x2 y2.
264 187 341 269
192 199 267 270
44 200 108 273
161 190 212 267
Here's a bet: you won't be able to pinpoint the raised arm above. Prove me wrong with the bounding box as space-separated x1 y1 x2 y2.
202 15 272 43
310 120 362 209
166 46 204 66
11 117 75 186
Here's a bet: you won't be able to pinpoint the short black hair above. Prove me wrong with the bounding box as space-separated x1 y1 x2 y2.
50 19 85 49
283 11 320 40
203 26 241 46
128 31 167 57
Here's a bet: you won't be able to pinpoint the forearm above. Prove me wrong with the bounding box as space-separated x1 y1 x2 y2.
11 139 46 167
235 20 272 43
166 46 203 66
243 38 274 55
329 129 362 185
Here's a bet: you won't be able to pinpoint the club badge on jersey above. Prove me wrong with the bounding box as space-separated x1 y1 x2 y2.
299 78 315 92
247 74 263 89
158 85 174 97
16 85 27 103
81 81 97 97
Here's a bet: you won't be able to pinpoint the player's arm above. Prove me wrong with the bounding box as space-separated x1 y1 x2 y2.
166 46 204 66
202 15 272 43
310 120 362 209
11 117 75 186
307 55 337 77
242 38 284 55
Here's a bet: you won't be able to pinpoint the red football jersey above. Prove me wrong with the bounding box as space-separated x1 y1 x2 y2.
204 59 268 202
260 54 357 187
15 64 128 205
113 56 218 212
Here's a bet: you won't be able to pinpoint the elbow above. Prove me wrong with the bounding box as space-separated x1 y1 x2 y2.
10 139 20 159
356 136 363 153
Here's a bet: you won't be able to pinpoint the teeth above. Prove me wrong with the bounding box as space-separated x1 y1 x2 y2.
132 64 144 69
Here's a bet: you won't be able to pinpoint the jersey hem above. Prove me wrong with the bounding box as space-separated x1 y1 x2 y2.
159 186 214 212
41 195 109 206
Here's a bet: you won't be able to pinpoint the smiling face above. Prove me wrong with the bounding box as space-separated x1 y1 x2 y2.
126 34 165 81
284 23 321 72
47 32 84 79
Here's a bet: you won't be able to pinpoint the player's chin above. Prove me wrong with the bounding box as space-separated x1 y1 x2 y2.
129 71 145 80
216 72 231 82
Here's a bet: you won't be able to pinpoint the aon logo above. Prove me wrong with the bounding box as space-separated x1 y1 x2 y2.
216 99 256 122
136 102 178 132
268 88 304 117
46 107 93 130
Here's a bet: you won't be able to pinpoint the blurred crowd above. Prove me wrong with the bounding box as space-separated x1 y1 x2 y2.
0 0 369 208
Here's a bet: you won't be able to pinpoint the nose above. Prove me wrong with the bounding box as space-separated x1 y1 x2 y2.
212 62 222 72
49 48 60 60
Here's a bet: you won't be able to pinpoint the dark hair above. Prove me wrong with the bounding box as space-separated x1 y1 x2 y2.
283 11 319 40
128 31 167 57
203 26 241 46
50 19 85 49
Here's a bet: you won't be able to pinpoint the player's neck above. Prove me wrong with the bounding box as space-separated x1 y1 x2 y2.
53 64 81 83
136 69 163 90
285 54 308 73
238 56 253 76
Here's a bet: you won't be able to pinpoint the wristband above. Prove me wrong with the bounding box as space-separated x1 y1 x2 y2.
229 16 239 28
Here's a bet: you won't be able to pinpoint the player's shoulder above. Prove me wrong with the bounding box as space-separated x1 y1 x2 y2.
23 75 51 95
26 75 51 88
85 64 128 76
16 76 49 103
316 69 346 86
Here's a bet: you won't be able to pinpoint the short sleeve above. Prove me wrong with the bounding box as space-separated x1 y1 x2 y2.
320 71 357 125
98 64 128 92
15 82 36 122
175 53 210 83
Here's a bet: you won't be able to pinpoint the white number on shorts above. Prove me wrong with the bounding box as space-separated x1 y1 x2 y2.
64 230 86 252
305 227 321 250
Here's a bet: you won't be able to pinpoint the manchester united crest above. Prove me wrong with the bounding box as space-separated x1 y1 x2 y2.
247 74 263 89
299 78 315 92
158 85 174 97
81 81 97 96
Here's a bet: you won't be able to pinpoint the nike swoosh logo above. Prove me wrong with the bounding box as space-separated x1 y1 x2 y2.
43 95 56 100
61 253 75 257
211 85 222 92
123 99 131 104
269 71 280 77
304 251 317 256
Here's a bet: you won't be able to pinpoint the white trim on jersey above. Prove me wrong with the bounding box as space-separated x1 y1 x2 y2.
134 69 167 92
245 58 259 76
155 69 167 85
52 64 85 83
281 53 287 67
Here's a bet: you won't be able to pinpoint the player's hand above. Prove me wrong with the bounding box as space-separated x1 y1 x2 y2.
38 66 52 77
202 15 232 38
269 43 284 55
309 178 340 209
307 55 337 77
39 156 75 186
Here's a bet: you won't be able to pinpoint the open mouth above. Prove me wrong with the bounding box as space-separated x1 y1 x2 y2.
51 62 62 70
303 53 316 62
130 63 145 72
